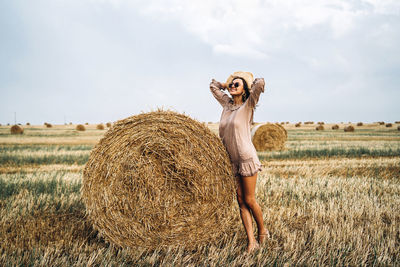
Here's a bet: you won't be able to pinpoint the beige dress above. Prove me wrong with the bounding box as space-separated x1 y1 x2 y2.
210 79 265 177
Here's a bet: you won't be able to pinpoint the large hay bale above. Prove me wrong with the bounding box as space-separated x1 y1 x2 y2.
357 122 363 126
398 125 400 131
10 125 24 134
316 125 324 130
344 125 355 132
82 110 237 249
251 123 287 151
386 123 392 127
76 124 86 131
332 124 339 130
96 124 105 130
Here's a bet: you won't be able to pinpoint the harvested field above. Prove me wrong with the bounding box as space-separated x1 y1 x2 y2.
0 121 399 266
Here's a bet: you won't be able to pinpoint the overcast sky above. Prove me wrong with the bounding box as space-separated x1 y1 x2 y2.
1 0 399 125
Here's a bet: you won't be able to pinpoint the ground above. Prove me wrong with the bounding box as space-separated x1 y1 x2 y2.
0 122 399 266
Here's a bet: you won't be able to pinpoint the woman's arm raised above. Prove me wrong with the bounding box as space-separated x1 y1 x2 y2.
210 79 230 107
246 78 265 109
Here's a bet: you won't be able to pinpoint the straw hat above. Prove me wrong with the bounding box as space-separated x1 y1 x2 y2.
226 71 254 88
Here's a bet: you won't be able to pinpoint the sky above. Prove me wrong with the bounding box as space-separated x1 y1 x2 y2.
1 0 399 125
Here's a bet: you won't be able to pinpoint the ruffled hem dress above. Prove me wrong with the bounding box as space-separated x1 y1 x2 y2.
210 79 265 178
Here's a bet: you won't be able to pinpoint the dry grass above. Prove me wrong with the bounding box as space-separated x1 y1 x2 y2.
82 110 237 249
10 125 24 134
0 121 399 265
251 123 287 151
344 125 355 132
96 124 104 130
76 124 86 131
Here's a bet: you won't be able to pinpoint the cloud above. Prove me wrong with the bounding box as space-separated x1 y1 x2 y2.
126 0 400 58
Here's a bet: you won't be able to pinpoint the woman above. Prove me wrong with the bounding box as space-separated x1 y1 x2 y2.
209 71 269 253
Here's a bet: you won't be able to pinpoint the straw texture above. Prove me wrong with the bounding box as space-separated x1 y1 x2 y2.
251 123 287 151
10 125 24 134
82 110 237 249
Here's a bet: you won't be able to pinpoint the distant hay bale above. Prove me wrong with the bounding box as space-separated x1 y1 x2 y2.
316 125 324 130
82 110 237 250
106 122 112 128
295 122 301 127
251 123 287 151
69 122 73 125
395 121 400 124
379 122 385 125
304 121 314 124
317 122 325 125
332 124 339 130
10 125 24 134
386 123 392 127
357 122 363 126
85 122 89 125
76 124 86 131
45 123 52 128
96 124 105 130
398 125 400 131
344 125 355 132
26 122 30 126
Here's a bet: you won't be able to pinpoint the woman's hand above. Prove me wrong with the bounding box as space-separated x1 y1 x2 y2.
253 78 265 87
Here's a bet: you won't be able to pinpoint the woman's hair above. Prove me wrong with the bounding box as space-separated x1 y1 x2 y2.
232 77 250 103
232 77 256 124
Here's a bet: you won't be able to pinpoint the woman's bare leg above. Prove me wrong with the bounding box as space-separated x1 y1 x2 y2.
236 179 258 252
241 173 268 245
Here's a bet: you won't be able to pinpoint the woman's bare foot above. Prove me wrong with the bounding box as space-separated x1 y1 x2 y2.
246 241 260 253
258 228 270 245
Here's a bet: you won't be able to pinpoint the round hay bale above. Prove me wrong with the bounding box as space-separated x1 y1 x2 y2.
395 121 400 124
295 122 301 127
96 124 105 130
82 110 237 249
332 124 339 130
10 125 24 134
379 122 385 125
45 123 52 128
85 122 89 125
386 123 392 127
304 121 314 124
251 123 287 151
316 125 324 130
317 122 325 125
26 122 30 126
398 125 400 131
76 124 86 131
357 122 363 126
106 122 112 128
344 125 355 132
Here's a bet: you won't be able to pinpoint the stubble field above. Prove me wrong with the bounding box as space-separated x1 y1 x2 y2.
0 122 399 266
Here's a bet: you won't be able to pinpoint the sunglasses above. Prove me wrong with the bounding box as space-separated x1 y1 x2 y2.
228 82 241 88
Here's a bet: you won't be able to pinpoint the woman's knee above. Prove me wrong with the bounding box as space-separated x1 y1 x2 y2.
244 195 257 208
